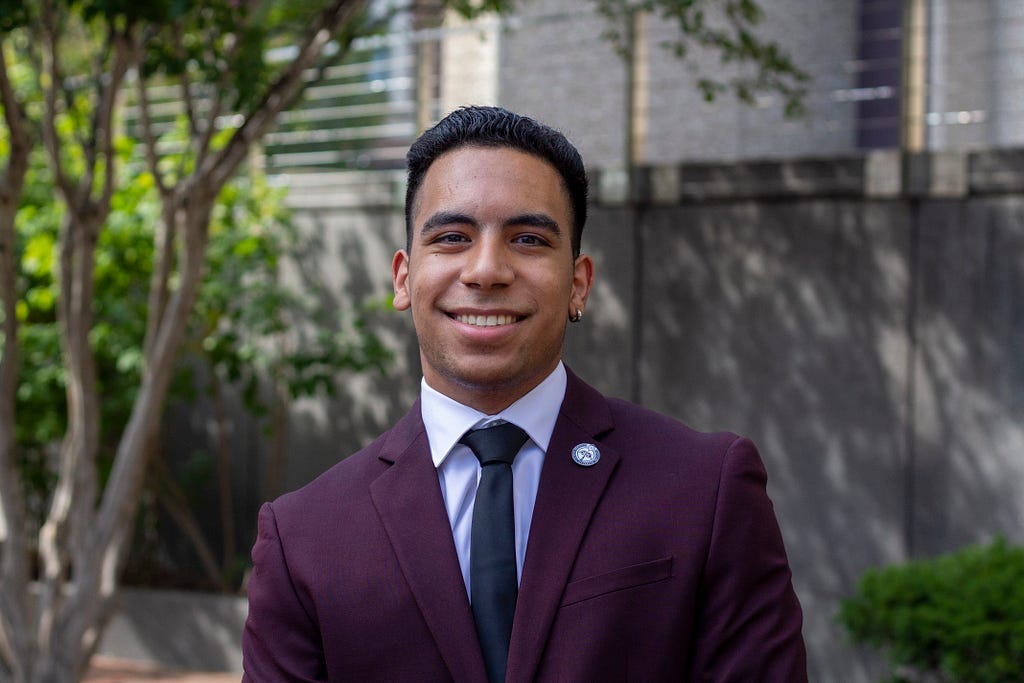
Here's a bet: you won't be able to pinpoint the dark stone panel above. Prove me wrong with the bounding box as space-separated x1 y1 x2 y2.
911 197 1024 556
676 157 867 201
639 199 912 680
563 208 637 401
969 149 1024 194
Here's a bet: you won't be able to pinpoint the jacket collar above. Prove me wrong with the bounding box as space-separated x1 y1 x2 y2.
370 399 488 681
371 369 619 682
507 367 620 682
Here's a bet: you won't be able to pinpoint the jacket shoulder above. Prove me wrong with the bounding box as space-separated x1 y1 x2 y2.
603 394 741 454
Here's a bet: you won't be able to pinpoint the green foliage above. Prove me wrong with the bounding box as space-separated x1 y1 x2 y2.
132 0 347 112
0 0 29 32
182 170 391 421
838 538 1024 683
12 123 390 519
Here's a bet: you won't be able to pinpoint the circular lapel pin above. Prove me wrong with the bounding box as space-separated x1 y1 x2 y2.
571 443 601 467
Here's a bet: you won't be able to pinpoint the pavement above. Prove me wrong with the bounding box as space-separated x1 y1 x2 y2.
85 656 238 683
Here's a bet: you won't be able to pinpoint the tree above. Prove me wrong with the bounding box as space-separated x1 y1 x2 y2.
0 1 376 679
0 0 805 680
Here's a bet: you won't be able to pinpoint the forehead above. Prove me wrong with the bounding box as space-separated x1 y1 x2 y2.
412 146 572 222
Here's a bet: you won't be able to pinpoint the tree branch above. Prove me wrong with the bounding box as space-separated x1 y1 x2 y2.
172 21 201 141
38 0 75 201
132 33 169 198
133 37 179 365
201 0 369 192
81 26 116 188
194 8 253 174
94 25 133 214
0 35 31 188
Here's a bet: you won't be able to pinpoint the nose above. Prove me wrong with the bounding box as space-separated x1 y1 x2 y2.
460 233 514 289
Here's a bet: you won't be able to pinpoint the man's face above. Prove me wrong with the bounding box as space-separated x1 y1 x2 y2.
392 146 593 413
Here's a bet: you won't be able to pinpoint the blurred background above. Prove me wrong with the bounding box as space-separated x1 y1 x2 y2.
2 0 1021 681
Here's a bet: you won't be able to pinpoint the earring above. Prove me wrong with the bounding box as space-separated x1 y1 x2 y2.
569 308 583 323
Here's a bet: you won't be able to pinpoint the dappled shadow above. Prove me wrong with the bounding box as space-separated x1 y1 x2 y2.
276 205 419 496
911 198 1024 554
566 195 1023 681
635 200 908 681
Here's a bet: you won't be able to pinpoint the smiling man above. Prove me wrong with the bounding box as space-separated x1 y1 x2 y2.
393 144 591 414
242 107 807 682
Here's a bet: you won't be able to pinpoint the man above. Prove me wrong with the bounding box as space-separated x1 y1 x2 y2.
242 106 807 681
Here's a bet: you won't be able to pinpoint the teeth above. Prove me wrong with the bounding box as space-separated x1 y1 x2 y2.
456 314 517 327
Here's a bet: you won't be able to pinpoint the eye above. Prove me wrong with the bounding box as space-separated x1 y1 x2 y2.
513 233 550 247
433 232 470 245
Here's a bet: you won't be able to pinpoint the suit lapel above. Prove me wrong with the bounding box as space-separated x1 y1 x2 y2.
507 371 620 682
370 403 488 682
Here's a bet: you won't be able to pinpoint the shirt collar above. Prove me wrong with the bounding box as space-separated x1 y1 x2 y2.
420 362 568 468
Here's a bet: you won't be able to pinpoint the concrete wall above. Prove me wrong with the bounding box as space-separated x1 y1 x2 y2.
155 149 1022 680
98 588 247 672
569 151 1023 680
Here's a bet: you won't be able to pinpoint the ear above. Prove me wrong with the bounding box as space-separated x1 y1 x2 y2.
392 249 411 311
569 253 594 315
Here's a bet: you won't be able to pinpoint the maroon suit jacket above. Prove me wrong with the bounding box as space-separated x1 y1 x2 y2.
242 369 806 681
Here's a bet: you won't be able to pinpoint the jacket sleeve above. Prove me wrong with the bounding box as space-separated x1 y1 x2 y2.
242 502 326 682
687 437 808 682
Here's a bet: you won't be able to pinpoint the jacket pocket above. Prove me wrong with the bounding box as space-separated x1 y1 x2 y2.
560 556 673 607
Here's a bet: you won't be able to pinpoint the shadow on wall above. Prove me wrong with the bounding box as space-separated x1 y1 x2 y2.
271 205 420 497
640 200 909 682
911 198 1024 555
568 196 1023 682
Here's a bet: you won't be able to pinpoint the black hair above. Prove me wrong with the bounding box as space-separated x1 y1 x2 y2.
405 106 588 257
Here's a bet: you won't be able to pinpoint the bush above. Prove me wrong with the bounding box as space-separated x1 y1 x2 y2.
838 538 1024 683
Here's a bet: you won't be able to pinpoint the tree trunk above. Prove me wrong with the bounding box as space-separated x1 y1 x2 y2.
0 34 34 682
31 209 104 682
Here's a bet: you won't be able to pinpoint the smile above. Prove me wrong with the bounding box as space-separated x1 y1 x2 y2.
454 313 521 327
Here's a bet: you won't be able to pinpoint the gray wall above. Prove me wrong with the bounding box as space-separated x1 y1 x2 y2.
208 149 1023 681
497 0 1024 164
570 152 1023 681
498 0 864 166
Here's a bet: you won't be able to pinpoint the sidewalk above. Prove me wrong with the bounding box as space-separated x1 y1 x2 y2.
85 656 238 683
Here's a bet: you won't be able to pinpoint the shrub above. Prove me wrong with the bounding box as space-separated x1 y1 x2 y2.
838 537 1024 683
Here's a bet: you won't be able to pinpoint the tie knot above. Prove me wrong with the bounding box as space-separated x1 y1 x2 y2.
460 422 529 467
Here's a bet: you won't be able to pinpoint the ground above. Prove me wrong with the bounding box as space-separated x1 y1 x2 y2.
85 656 238 683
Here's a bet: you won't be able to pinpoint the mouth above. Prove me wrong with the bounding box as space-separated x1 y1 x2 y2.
452 313 523 327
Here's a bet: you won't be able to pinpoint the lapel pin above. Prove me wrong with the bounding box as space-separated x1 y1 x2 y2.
571 443 601 467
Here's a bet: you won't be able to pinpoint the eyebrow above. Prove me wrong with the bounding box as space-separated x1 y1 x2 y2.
419 211 562 237
421 211 475 234
509 213 561 235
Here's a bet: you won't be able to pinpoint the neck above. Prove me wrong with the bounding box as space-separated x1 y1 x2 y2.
424 363 561 415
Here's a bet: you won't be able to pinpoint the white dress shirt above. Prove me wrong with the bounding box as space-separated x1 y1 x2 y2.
420 362 567 597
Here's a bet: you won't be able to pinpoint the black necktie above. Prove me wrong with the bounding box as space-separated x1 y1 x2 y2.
460 422 529 683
